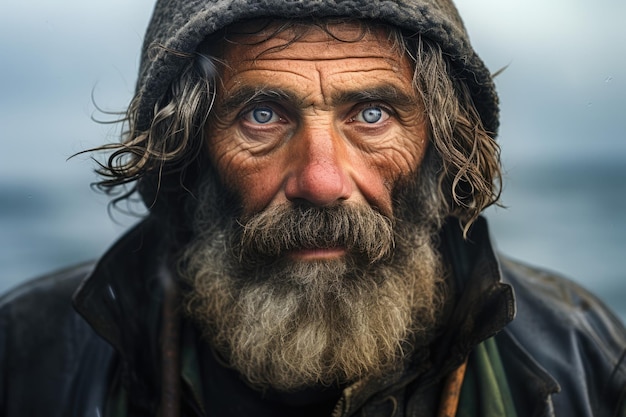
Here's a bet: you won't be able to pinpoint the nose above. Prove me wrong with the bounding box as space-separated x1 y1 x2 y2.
284 126 353 206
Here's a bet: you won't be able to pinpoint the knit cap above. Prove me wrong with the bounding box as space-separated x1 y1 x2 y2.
134 0 499 137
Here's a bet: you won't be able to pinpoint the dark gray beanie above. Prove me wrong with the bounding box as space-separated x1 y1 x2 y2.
134 0 499 137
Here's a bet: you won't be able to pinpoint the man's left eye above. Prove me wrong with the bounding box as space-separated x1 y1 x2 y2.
354 106 389 124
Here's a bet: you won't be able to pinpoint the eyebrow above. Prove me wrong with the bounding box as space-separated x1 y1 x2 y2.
218 86 299 116
332 85 419 109
217 83 419 115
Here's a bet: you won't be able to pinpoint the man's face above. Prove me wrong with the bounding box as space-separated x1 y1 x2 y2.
207 23 429 235
184 22 445 391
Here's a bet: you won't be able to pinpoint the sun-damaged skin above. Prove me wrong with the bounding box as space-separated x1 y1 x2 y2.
206 23 429 260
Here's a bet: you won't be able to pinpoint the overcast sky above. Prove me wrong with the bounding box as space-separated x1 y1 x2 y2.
458 0 626 163
1 0 625 315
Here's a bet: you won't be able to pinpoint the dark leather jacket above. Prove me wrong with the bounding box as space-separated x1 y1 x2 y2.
1 216 625 416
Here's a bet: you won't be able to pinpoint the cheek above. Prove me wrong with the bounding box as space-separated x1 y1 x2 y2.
236 170 283 214
208 137 284 215
352 129 429 215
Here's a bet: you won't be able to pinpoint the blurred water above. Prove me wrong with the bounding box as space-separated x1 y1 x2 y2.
486 158 626 322
0 178 142 294
1 161 624 324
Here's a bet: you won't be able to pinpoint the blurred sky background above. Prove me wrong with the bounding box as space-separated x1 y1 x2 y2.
1 0 625 321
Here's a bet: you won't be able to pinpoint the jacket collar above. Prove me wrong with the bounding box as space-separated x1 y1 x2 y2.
73 216 168 412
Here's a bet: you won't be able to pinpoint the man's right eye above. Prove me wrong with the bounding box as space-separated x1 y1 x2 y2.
243 106 281 124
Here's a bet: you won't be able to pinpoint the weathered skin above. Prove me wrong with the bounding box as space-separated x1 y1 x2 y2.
207 24 429 262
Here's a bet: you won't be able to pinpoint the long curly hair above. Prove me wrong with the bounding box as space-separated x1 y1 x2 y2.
91 20 501 234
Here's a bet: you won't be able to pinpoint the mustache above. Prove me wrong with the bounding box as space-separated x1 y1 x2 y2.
237 203 395 263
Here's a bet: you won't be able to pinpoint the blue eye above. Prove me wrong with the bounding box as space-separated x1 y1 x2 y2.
355 106 387 124
251 107 276 124
362 107 382 123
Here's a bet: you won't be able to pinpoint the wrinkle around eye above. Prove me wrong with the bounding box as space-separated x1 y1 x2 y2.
221 137 280 160
236 122 292 155
364 143 422 180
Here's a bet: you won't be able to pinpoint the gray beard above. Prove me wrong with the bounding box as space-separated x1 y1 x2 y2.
179 155 448 391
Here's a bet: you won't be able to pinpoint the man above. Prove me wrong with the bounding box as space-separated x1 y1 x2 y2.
1 0 624 416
